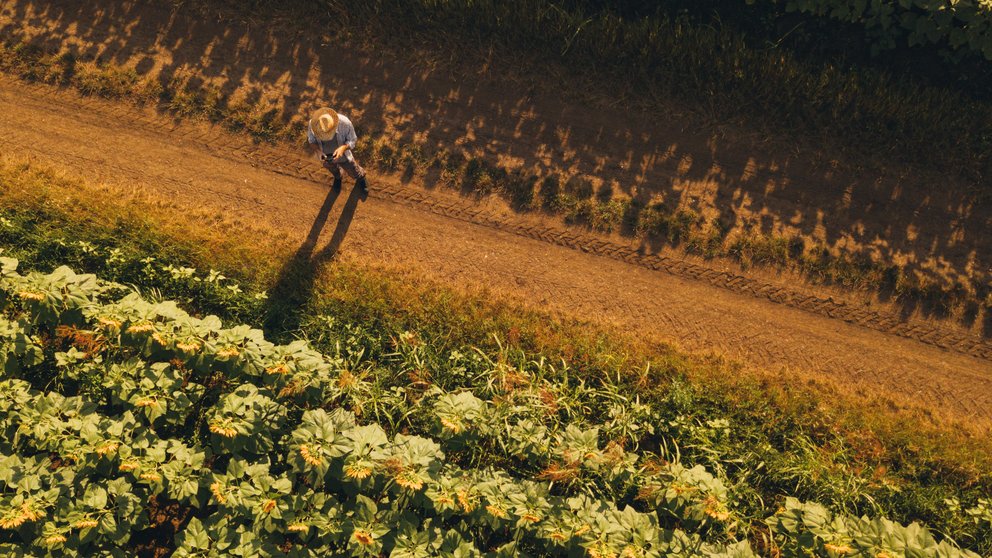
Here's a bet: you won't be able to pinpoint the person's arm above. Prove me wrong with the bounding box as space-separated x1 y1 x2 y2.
333 122 358 159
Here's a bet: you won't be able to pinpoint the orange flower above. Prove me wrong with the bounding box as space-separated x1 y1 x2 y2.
261 499 277 513
351 529 374 546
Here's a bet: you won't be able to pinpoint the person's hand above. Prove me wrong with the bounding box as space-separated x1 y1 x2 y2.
319 153 328 162
333 145 349 159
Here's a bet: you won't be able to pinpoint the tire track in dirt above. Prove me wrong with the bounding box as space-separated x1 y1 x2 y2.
1 77 990 426
10 77 989 362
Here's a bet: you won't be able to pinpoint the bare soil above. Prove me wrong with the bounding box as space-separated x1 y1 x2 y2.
0 76 990 432
2 0 991 332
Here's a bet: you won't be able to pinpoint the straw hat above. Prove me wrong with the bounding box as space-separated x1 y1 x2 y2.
309 107 339 141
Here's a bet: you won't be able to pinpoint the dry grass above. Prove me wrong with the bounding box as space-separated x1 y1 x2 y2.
1 153 990 461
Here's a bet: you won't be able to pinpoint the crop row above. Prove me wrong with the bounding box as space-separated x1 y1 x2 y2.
0 259 982 557
759 0 992 60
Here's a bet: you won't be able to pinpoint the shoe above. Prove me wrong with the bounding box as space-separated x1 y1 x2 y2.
356 176 368 192
332 176 342 190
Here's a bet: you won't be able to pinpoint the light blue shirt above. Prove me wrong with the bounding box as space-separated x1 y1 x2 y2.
307 114 358 161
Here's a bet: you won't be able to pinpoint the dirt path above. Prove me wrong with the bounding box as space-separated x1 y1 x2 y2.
1 77 990 429
3 0 991 334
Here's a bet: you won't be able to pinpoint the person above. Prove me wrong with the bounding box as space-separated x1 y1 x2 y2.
307 107 368 192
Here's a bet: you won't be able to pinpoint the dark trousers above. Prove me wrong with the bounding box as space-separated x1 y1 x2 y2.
323 157 366 180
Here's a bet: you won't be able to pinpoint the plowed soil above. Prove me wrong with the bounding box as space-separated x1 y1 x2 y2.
0 0 990 430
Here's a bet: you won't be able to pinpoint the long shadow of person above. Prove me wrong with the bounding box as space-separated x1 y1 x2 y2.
264 184 366 336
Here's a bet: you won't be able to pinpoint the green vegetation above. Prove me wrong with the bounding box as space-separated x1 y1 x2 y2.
759 0 992 61
0 258 989 556
1 158 991 556
260 0 991 183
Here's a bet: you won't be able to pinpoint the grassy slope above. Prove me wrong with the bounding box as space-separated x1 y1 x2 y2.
1 156 990 552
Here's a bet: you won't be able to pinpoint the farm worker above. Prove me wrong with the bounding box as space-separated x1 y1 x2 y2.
307 107 368 192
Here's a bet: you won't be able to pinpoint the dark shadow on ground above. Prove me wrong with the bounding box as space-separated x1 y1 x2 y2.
264 183 365 335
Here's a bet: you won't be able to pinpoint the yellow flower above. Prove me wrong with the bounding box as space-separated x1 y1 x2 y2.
668 482 696 495
119 460 140 472
435 494 455 507
210 483 227 504
96 316 121 329
287 523 308 533
134 397 160 408
344 463 373 480
43 533 67 545
574 524 591 536
209 419 239 438
151 332 167 345
548 530 567 542
267 363 291 375
703 496 731 521
16 291 45 301
261 499 277 513
485 504 508 519
95 441 120 456
336 370 357 389
126 322 155 334
456 489 477 513
216 346 240 358
352 529 374 546
0 503 43 529
140 472 162 482
395 471 426 491
73 519 99 529
587 542 617 558
299 444 323 467
521 512 541 523
824 543 853 555
176 340 201 353
440 417 465 434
